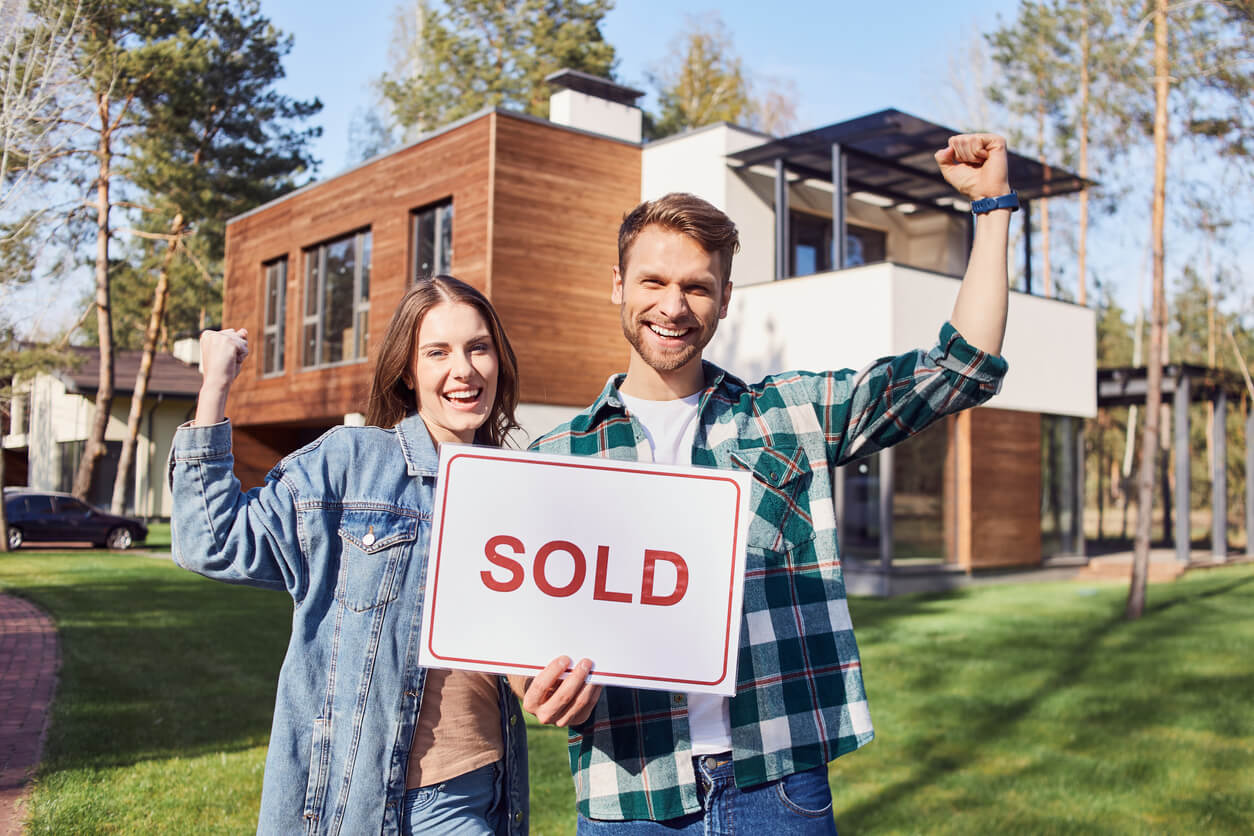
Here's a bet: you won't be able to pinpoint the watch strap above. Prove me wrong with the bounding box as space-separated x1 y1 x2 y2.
970 191 1020 214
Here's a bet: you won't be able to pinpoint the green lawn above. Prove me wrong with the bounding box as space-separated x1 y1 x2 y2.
1 552 1250 834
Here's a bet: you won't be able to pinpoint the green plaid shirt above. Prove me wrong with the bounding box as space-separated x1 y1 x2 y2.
530 322 1008 822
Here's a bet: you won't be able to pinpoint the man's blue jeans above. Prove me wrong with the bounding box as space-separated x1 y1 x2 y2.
576 755 838 835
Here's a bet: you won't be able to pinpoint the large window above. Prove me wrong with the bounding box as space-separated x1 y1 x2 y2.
789 211 887 277
263 258 287 376
303 230 371 368
411 200 453 281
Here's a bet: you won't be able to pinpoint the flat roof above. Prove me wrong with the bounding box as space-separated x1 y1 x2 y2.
545 69 644 105
730 108 1092 207
1097 364 1249 406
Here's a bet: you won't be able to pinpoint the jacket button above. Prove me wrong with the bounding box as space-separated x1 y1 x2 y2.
673 694 685 705
362 531 376 547
514 810 523 824
510 714 518 725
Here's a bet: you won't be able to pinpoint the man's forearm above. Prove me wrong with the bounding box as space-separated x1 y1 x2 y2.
949 208 1010 356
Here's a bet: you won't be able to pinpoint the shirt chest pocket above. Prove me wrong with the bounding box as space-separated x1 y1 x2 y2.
335 509 419 612
729 445 817 554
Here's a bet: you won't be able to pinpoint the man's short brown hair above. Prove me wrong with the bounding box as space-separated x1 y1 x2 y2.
618 193 740 283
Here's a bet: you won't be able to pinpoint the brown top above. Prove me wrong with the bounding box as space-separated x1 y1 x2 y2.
406 669 504 788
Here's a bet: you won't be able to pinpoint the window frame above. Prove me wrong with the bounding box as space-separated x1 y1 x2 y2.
262 257 288 377
788 210 889 277
410 198 454 282
301 228 372 370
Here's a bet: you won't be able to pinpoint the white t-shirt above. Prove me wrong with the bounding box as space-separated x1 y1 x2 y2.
619 391 732 757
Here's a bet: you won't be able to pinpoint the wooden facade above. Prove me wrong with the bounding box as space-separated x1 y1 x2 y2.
221 105 1055 572
944 407 1043 569
221 110 640 453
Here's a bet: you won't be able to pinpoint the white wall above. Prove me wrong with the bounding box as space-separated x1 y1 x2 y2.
512 402 583 448
641 124 774 289
705 262 1097 418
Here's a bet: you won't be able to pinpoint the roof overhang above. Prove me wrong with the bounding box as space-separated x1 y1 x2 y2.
1097 364 1249 407
729 108 1092 211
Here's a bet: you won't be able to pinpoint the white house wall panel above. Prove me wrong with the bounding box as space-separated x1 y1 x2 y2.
642 124 775 289
707 263 1096 419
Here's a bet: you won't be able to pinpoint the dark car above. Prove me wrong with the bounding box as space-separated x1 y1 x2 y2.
3 488 148 550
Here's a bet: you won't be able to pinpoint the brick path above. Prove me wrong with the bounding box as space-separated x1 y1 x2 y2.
0 594 59 836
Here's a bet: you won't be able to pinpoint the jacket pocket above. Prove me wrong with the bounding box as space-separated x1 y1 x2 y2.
335 509 418 612
729 445 817 554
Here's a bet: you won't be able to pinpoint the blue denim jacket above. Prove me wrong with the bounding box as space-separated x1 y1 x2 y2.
168 415 529 836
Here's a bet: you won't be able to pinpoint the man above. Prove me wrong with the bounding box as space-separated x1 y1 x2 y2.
517 134 1015 832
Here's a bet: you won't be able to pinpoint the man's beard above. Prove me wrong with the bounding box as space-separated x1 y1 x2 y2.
620 308 707 373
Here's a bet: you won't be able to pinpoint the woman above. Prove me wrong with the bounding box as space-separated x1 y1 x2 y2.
170 276 531 835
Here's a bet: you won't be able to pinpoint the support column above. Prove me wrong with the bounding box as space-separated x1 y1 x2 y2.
1246 408 1253 558
831 143 847 270
1213 388 1227 561
1074 420 1086 558
1022 199 1033 295
878 446 894 571
774 158 789 281
1174 374 1191 563
1060 416 1075 553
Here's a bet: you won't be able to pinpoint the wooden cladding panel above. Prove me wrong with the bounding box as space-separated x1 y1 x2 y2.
960 407 1042 568
489 114 641 406
231 423 331 490
222 117 493 428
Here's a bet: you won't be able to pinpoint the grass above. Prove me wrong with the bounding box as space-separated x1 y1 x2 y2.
1 552 1250 834
141 521 171 550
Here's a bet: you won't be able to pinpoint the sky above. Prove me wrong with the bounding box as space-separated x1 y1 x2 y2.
11 0 1249 334
262 0 1024 177
231 0 1254 320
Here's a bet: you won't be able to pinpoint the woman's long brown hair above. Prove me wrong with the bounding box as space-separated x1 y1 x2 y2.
365 275 520 447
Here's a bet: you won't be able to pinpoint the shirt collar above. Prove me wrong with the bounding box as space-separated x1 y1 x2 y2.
587 360 745 421
394 413 440 476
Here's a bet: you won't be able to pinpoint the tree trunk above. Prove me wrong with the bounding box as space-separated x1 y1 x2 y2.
1036 102 1052 298
111 213 183 515
1127 0 1169 621
1077 13 1089 307
72 92 115 502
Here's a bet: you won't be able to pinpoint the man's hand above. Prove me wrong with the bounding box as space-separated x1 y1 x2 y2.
935 134 1011 201
514 656 602 727
194 328 249 426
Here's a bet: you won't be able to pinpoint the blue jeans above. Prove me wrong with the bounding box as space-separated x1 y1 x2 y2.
577 755 838 835
401 761 504 835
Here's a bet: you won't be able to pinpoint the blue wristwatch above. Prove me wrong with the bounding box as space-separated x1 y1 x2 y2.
970 191 1020 214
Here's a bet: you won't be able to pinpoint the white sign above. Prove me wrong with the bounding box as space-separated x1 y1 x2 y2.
419 444 752 696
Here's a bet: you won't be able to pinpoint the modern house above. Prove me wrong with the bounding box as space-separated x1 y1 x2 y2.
2 344 202 516
216 70 1096 588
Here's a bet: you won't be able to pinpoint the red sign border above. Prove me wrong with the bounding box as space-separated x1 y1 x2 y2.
426 452 745 688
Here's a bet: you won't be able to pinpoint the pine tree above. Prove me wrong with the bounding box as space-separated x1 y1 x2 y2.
378 0 616 134
648 13 796 139
107 0 319 514
986 0 1073 298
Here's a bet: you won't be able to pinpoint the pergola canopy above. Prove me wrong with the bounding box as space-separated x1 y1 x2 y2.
730 108 1091 211
1097 363 1249 407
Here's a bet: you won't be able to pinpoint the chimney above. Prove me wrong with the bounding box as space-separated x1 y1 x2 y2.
173 337 201 367
546 69 644 144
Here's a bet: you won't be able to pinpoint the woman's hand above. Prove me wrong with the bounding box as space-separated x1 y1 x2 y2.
194 328 249 426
